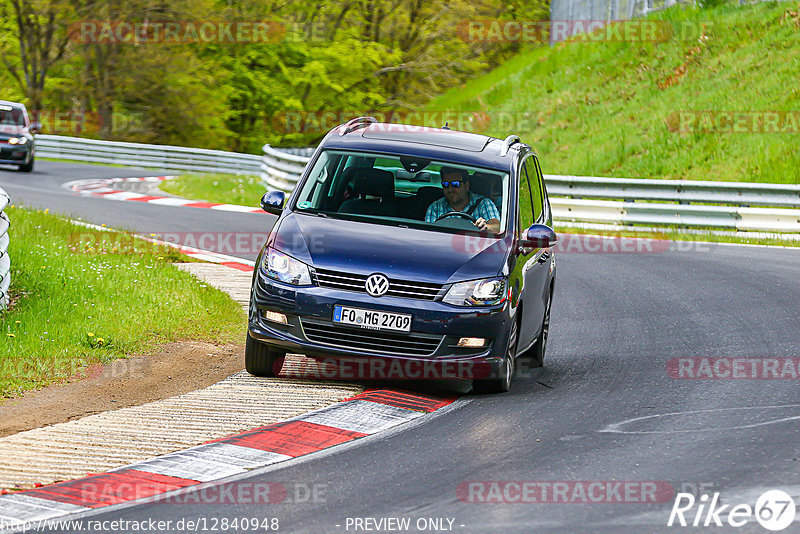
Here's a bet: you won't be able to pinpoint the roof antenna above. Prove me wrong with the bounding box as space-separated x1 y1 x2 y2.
442 122 450 130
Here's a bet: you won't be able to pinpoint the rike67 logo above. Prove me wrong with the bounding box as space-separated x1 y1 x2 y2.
668 490 796 531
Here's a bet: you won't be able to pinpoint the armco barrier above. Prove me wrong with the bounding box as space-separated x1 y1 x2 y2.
36 135 262 175
258 147 800 233
0 188 10 309
33 134 800 233
545 176 800 208
260 145 313 192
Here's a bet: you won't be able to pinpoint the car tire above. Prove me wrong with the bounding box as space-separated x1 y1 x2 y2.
245 331 285 377
527 291 552 368
18 155 34 173
473 316 518 394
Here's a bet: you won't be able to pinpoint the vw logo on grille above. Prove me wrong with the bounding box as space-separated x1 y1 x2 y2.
365 273 389 297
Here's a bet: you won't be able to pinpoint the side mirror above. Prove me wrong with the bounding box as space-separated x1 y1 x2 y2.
29 122 42 135
521 224 557 249
260 190 285 215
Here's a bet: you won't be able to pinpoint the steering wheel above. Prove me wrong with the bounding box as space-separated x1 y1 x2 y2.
434 211 477 223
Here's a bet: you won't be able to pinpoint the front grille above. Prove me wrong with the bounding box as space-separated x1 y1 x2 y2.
313 268 444 301
301 319 442 356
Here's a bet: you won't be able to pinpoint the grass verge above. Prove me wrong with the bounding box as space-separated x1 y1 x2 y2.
0 207 246 399
159 173 265 206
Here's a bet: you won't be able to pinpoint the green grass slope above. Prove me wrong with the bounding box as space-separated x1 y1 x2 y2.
1 208 245 399
427 2 800 183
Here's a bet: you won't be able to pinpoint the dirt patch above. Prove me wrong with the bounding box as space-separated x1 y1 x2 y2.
0 341 244 438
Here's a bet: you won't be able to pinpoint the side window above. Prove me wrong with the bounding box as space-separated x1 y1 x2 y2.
518 159 534 233
523 158 543 222
532 157 546 221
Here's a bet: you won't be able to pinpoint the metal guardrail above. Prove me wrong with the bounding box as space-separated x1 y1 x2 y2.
260 145 313 192
259 147 800 233
0 188 11 310
30 134 799 233
36 135 262 175
545 176 800 208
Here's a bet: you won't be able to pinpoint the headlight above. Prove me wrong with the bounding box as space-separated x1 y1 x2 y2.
262 248 312 286
8 137 27 145
443 277 507 306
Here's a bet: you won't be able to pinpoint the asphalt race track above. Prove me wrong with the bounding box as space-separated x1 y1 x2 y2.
0 161 271 262
2 161 799 533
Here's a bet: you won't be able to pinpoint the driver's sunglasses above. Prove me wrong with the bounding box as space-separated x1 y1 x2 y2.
441 180 467 189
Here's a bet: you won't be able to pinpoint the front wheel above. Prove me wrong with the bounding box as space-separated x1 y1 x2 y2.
18 155 34 173
473 317 518 394
527 292 552 368
245 331 285 377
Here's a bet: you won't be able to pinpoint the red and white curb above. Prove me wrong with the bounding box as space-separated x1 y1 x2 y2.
160 241 254 273
64 176 264 214
0 389 456 527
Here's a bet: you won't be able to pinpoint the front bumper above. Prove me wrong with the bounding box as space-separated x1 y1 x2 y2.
0 144 32 164
248 269 512 380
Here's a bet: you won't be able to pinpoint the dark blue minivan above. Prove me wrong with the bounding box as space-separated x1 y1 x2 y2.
247 118 556 393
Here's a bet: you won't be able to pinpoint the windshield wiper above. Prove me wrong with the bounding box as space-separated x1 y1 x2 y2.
298 209 328 218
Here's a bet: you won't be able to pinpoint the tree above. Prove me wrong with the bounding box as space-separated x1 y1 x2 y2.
0 0 73 112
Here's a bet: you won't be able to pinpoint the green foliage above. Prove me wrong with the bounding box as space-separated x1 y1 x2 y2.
0 0 545 150
699 0 729 9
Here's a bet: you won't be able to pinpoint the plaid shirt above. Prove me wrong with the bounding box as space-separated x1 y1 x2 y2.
425 192 501 223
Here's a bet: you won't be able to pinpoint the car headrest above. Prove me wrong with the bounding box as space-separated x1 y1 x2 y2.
415 186 443 203
470 172 501 197
343 167 395 198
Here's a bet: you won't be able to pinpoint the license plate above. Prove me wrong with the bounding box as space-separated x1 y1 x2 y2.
333 305 411 333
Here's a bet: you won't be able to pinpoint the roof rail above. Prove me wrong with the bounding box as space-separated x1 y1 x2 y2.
500 134 520 156
338 116 377 136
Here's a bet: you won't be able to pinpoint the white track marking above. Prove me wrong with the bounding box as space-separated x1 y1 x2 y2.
599 404 800 434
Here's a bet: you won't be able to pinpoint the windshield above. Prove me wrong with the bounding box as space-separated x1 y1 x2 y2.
293 150 509 235
0 106 26 127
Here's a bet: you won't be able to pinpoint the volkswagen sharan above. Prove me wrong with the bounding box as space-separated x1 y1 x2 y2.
247 117 556 393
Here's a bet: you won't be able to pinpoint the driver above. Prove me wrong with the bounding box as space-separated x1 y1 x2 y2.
425 167 501 232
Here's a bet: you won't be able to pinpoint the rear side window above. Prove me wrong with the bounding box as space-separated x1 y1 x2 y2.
518 160 534 231
523 157 544 222
532 157 547 220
